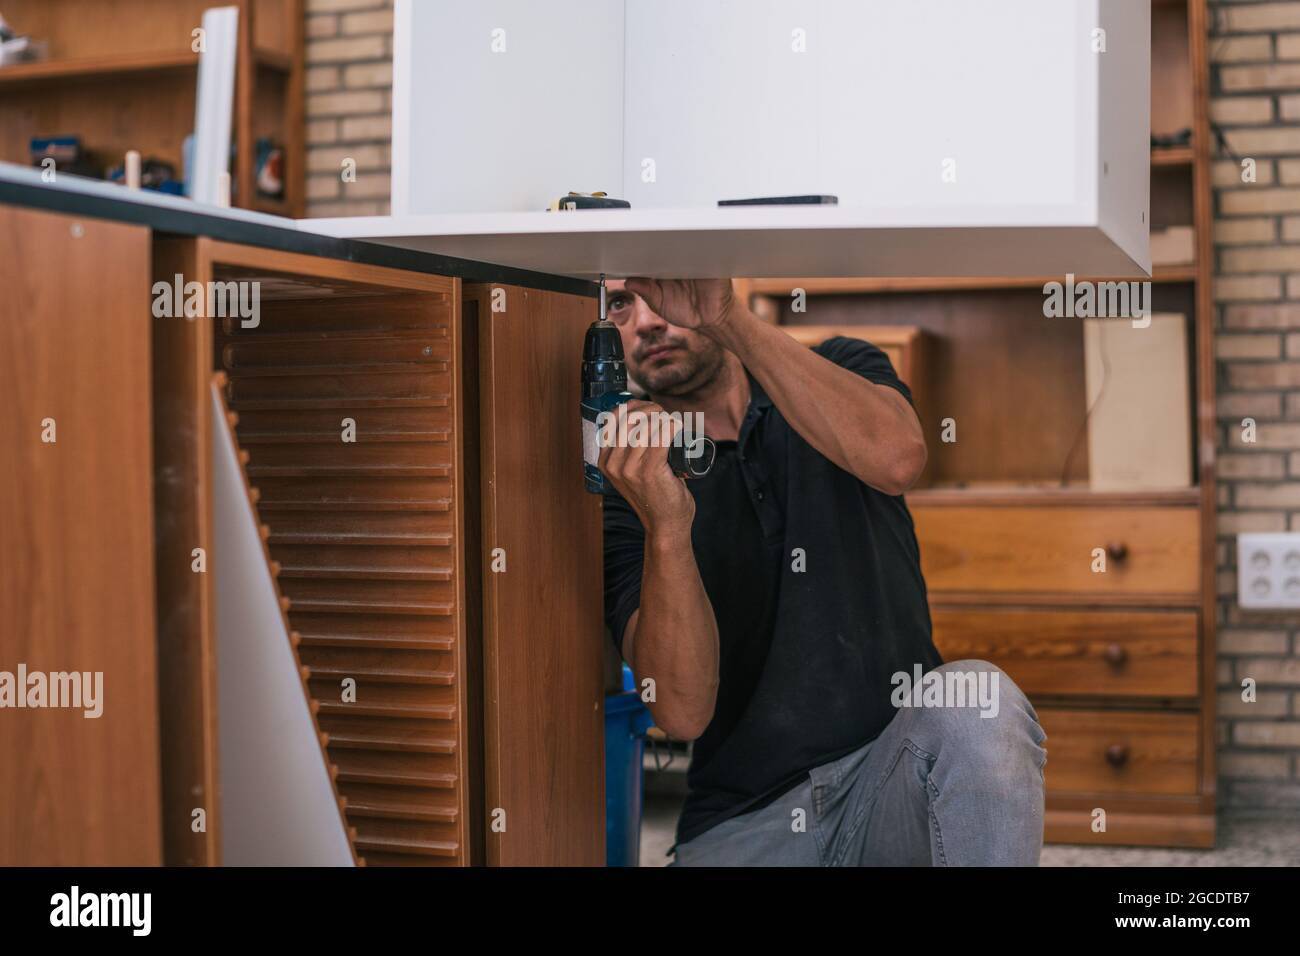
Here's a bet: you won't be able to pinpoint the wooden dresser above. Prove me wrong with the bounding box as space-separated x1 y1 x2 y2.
912 492 1212 846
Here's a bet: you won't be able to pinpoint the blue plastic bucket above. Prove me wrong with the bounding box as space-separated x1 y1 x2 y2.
605 667 653 867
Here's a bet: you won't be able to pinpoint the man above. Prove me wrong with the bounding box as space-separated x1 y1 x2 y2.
598 277 1047 866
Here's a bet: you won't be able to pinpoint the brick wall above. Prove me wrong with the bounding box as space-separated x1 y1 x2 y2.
303 0 394 217
1211 0 1300 811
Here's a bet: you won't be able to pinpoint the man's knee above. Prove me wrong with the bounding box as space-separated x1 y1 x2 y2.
902 659 1046 766
934 658 1033 711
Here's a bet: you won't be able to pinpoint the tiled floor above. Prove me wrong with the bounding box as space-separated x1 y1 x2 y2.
639 793 1300 866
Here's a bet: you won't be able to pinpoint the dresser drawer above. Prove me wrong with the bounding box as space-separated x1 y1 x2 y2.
1038 708 1199 796
911 505 1200 598
932 608 1199 698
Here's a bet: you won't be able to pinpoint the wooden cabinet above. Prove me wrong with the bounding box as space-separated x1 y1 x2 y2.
196 246 603 865
915 494 1214 847
1 208 605 865
0 206 161 865
911 493 1214 846
203 242 473 865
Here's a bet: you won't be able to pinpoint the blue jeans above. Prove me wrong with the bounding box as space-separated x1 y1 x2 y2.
671 660 1047 866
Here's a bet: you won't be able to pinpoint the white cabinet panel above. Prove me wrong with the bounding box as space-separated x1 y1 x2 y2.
326 0 1149 279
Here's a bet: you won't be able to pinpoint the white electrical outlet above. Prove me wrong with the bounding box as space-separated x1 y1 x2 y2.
1237 532 1300 609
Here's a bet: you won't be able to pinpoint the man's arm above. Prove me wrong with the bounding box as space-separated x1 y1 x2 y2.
626 279 928 495
601 401 719 741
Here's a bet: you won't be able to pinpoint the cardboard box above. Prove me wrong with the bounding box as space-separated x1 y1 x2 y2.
1150 225 1195 267
1084 313 1192 489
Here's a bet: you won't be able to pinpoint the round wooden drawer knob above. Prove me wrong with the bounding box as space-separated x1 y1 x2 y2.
1106 542 1129 562
1105 744 1129 768
1103 643 1128 666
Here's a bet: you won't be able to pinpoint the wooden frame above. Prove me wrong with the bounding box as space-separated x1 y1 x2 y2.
152 237 221 865
1187 0 1219 846
465 282 606 866
209 241 468 864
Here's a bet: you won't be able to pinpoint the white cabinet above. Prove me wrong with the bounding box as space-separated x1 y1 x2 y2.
306 0 1151 280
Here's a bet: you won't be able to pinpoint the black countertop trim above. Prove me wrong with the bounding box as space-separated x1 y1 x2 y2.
0 179 598 298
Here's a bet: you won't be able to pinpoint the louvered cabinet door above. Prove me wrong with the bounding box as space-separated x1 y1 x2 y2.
203 240 473 865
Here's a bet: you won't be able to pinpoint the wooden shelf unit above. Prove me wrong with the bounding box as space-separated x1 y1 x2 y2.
206 245 471 865
746 0 1218 848
155 239 602 866
0 0 304 216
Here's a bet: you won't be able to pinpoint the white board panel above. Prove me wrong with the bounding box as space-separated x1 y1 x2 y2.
304 207 1143 280
212 388 354 867
356 0 1150 278
1097 0 1152 272
622 0 1093 213
393 0 624 215
191 6 239 205
621 0 822 208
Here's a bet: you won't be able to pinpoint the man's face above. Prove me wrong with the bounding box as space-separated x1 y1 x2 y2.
606 279 726 396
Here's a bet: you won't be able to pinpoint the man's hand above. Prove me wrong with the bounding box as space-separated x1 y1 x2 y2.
624 278 739 335
598 401 695 537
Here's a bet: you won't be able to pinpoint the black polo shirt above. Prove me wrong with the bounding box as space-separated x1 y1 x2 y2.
603 336 942 847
